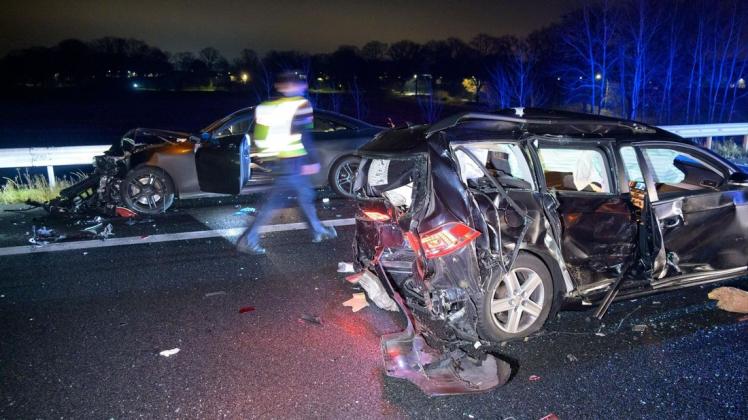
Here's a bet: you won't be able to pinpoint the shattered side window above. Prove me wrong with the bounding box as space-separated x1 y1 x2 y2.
359 158 418 208
454 143 535 190
538 147 611 193
641 147 725 198
620 146 644 183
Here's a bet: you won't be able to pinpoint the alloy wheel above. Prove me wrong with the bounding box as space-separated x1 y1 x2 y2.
490 267 546 334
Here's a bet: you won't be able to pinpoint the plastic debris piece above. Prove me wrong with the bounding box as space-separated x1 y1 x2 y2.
99 223 114 239
204 291 226 298
632 324 647 332
566 353 578 362
238 306 255 314
595 332 606 337
233 207 257 216
337 262 355 273
299 314 322 325
529 375 541 382
36 226 54 236
322 198 330 204
159 348 180 357
355 270 399 312
473 341 482 349
116 206 138 218
342 293 369 312
708 287 748 314
539 414 559 420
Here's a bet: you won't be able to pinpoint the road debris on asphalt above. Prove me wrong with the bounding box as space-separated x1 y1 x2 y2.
342 293 369 312
115 206 138 218
299 314 322 325
239 306 256 314
337 262 355 273
159 348 180 357
566 353 578 362
347 271 398 312
708 287 748 314
233 207 257 216
204 291 227 298
529 375 541 382
632 324 648 332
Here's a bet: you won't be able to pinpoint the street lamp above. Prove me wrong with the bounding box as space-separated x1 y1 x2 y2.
240 72 249 83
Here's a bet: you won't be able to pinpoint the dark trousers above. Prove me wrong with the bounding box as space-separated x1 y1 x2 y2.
242 158 325 246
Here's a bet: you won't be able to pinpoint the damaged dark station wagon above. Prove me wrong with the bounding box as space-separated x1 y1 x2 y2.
351 108 748 395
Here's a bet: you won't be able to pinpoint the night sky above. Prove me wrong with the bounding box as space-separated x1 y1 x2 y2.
0 0 572 57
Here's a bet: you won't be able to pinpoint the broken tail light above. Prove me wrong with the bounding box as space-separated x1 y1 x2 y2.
361 210 390 222
409 222 480 259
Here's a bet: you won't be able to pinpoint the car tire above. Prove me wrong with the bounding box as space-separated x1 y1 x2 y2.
329 155 360 198
477 253 554 342
121 166 175 215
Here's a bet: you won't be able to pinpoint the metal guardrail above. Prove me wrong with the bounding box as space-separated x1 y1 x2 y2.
0 145 110 186
0 123 747 186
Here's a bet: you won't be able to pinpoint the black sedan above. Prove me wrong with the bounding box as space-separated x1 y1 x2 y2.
100 107 381 214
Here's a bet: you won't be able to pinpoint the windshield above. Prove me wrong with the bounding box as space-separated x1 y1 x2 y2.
200 108 253 134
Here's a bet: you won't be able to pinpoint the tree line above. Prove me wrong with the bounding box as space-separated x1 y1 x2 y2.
1 0 745 124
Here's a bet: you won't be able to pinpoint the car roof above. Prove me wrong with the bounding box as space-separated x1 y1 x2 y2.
360 108 688 155
428 108 682 141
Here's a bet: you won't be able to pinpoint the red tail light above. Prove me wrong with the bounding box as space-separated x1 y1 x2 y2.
361 210 390 221
413 222 480 259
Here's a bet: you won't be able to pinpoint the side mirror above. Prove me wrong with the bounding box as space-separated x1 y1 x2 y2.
728 171 748 184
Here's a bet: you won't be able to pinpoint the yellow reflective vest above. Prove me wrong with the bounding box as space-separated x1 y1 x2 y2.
253 96 310 159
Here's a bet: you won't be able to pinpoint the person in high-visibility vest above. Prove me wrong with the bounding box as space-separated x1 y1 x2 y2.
236 71 337 254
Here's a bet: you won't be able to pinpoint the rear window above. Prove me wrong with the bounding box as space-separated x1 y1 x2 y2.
356 157 420 209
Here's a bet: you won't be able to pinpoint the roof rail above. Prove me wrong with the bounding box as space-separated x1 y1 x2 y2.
425 111 658 136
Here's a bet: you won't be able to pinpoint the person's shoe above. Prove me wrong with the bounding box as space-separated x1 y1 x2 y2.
312 226 337 243
236 240 267 255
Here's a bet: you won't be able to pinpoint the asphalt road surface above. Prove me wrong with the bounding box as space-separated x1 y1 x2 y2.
1 196 746 419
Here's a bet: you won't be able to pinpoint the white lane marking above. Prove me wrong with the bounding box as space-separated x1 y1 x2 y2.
0 218 356 257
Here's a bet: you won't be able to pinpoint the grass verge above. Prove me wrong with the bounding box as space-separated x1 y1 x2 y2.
0 170 86 205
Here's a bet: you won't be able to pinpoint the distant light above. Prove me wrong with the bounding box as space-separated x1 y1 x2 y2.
739 78 746 89
240 72 249 83
132 83 139 88
413 74 418 79
595 73 602 80
557 77 561 81
317 77 323 82
579 76 583 80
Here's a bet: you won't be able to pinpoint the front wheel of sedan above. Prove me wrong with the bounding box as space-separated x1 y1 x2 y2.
477 253 554 341
121 166 175 215
329 156 360 198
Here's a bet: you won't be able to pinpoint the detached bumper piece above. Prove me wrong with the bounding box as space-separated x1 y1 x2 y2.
381 329 510 396
368 265 511 396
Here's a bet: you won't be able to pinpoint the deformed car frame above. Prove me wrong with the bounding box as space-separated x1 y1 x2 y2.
350 108 748 395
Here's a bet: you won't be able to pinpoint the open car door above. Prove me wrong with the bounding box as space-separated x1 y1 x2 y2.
631 143 748 281
195 116 251 195
535 142 640 290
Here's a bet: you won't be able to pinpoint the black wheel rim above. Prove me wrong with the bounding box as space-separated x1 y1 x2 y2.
127 173 166 212
335 161 359 196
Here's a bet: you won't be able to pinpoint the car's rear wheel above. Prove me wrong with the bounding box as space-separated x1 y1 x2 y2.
329 155 360 198
121 166 175 215
477 253 553 341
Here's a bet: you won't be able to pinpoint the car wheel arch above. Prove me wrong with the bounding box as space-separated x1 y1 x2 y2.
129 163 179 197
516 246 568 317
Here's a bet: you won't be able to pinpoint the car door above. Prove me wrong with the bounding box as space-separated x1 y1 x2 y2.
535 141 639 288
624 143 748 278
195 114 252 194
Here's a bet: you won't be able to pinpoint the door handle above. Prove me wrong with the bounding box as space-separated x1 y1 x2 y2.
662 215 683 228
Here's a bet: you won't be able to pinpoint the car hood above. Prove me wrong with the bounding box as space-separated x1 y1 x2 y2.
108 128 195 155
